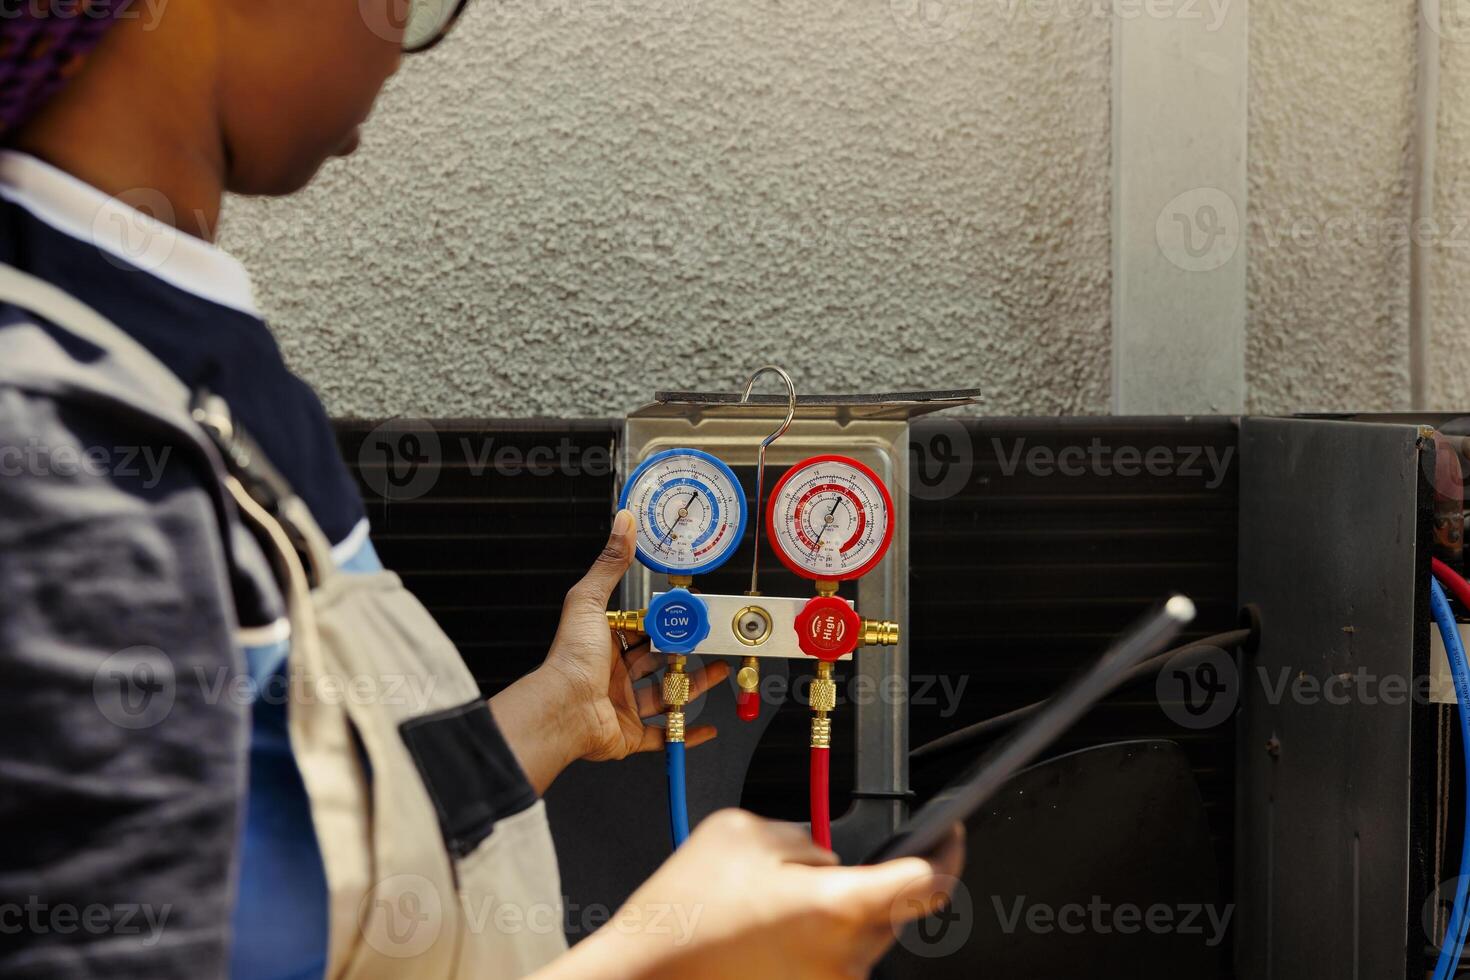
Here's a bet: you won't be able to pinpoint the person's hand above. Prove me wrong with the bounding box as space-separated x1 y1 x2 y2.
547 508 729 761
490 510 728 791
545 809 967 980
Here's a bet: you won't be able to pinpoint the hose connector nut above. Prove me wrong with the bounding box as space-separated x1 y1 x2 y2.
861 619 900 647
607 609 645 633
809 675 838 713
663 667 691 709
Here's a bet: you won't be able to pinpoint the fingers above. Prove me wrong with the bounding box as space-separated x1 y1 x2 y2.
622 639 657 680
699 810 840 867
761 819 841 867
684 724 719 748
925 823 967 881
801 827 966 925
565 509 635 615
694 660 731 697
632 725 666 754
634 661 731 718
624 718 723 755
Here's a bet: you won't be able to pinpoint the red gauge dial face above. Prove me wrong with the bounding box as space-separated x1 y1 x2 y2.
766 455 894 581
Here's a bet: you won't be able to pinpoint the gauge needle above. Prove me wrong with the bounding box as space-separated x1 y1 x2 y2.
657 490 701 551
809 494 842 555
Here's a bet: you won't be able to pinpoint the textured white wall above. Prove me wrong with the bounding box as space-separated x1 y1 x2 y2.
1432 16 1470 409
1244 0 1416 414
221 0 1111 418
222 0 1464 418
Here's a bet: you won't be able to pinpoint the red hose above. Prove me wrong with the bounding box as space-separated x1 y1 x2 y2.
1435 558 1470 608
810 747 832 849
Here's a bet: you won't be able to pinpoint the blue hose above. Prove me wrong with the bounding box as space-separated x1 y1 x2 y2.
1431 578 1470 980
666 740 690 848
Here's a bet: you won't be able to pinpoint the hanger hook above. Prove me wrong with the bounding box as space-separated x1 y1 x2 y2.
741 365 797 596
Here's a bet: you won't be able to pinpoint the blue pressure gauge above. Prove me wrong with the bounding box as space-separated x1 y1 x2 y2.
618 448 747 577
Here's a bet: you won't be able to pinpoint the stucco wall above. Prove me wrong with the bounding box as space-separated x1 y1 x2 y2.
223 0 1460 417
1432 17 1470 409
1244 0 1416 414
221 0 1111 418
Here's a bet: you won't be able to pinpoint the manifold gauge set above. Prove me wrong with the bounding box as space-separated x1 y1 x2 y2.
606 367 900 851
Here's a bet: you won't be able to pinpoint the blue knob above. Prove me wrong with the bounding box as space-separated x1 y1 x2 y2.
646 589 711 655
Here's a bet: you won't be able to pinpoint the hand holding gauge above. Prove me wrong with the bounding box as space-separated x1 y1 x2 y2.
614 448 748 849
609 444 900 853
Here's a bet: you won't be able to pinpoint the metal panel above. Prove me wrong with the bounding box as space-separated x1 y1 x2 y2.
1111 0 1247 414
621 394 937 857
1236 417 1432 979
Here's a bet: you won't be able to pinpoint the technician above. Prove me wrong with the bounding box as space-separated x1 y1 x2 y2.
0 1 962 978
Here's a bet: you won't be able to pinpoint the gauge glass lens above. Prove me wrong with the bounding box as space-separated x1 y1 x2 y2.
620 449 746 575
767 455 893 580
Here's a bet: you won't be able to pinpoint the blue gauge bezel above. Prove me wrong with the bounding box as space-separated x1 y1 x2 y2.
618 447 748 577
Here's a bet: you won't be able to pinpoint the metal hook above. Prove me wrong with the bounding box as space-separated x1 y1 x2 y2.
741 365 797 596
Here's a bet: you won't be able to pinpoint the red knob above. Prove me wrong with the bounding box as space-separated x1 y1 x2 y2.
794 596 862 662
736 690 760 721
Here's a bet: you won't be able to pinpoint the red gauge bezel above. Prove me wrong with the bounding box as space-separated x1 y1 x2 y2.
765 454 895 582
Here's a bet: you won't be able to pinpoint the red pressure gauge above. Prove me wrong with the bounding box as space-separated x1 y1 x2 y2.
765 454 895 582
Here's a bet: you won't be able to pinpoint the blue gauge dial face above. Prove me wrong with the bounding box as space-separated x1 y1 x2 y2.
619 449 747 576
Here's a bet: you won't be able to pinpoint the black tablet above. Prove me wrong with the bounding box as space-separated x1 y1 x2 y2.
863 594 1196 864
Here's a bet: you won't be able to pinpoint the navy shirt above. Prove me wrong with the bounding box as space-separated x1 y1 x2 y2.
0 151 370 978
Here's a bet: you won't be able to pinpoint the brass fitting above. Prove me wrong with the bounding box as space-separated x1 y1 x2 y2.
860 619 900 647
809 661 836 748
815 579 840 598
607 609 645 633
736 656 761 693
664 655 690 744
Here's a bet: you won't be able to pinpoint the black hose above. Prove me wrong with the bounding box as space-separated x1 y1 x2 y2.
909 627 1253 764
